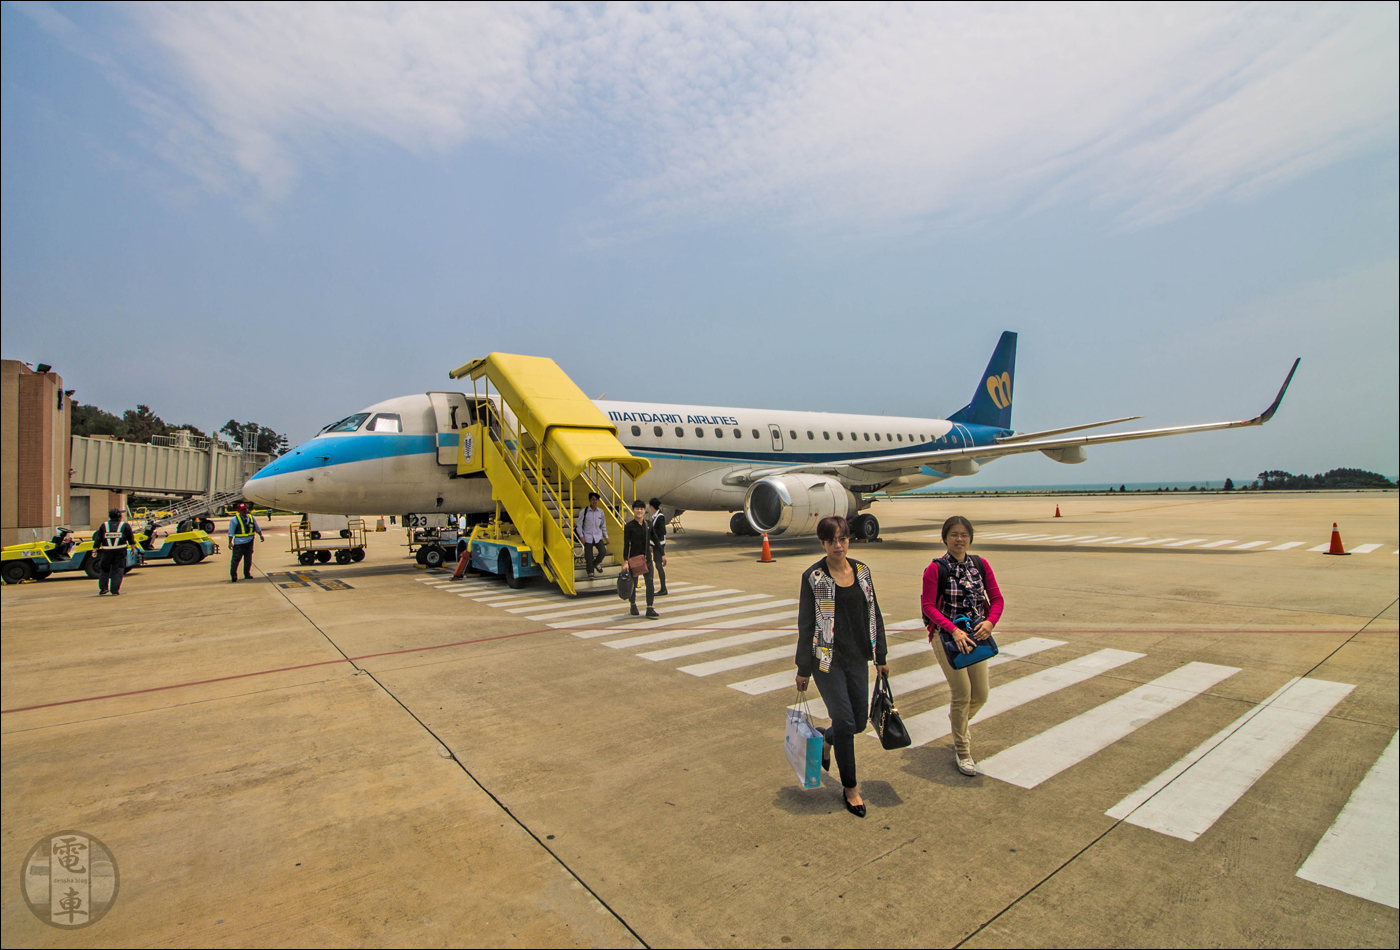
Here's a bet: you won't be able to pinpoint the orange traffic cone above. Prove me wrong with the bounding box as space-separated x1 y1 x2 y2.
1054 505 1061 518
1324 522 1350 556
452 551 472 579
758 532 774 563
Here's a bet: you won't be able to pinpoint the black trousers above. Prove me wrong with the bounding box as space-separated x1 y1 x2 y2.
629 559 655 607
98 552 126 594
813 655 869 789
581 540 607 575
653 545 666 590
230 542 254 579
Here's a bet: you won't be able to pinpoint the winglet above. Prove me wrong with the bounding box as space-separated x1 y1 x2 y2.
1250 358 1300 425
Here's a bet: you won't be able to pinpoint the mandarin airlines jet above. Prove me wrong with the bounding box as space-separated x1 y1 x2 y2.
242 333 1298 540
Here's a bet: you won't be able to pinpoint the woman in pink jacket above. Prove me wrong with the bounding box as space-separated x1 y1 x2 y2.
920 515 1005 776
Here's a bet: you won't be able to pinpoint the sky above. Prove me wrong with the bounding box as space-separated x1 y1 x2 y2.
2 1 1397 486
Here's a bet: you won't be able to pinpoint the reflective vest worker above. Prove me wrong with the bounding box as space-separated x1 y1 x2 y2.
228 504 265 583
91 509 136 596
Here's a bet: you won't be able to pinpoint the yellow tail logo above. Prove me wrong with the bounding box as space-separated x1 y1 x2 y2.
986 372 1012 410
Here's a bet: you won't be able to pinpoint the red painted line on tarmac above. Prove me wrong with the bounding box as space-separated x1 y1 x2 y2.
0 628 555 715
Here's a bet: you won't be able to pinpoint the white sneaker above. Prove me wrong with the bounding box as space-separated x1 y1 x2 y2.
956 755 977 776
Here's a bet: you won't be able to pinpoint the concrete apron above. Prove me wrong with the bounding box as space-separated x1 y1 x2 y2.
2 496 1397 947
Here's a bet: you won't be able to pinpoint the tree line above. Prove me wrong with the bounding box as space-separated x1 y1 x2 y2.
71 401 289 457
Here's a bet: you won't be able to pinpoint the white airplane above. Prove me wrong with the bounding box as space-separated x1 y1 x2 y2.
242 333 1298 540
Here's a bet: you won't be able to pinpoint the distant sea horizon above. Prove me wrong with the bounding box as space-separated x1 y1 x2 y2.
901 478 1399 494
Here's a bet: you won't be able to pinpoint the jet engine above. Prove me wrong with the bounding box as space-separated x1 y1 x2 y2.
744 474 859 537
1041 446 1088 464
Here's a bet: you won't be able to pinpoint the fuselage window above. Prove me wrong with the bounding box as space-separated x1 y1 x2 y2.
886 433 893 441
326 413 371 433
837 432 844 440
715 427 724 438
807 431 814 440
897 434 903 442
675 426 685 437
863 432 869 441
789 430 797 440
752 429 761 439
654 426 663 437
631 425 642 437
695 427 705 438
874 433 881 441
734 428 743 438
368 413 402 433
823 432 830 440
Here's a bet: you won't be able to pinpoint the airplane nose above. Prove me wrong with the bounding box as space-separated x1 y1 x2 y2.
242 471 279 508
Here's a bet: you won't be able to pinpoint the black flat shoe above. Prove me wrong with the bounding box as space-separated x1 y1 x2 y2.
842 788 866 818
821 739 831 772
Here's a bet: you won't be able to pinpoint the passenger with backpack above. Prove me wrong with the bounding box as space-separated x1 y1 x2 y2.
921 515 1004 776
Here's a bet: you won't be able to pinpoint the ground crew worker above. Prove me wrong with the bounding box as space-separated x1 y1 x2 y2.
647 498 669 595
228 502 265 582
91 508 136 596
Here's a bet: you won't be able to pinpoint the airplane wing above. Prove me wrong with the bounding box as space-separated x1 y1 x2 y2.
742 359 1299 482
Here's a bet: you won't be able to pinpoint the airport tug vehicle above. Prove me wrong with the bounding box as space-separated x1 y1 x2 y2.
453 511 546 588
135 524 219 565
291 514 368 565
1 530 140 584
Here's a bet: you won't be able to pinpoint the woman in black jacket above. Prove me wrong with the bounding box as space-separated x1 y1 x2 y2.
623 499 659 618
795 515 888 817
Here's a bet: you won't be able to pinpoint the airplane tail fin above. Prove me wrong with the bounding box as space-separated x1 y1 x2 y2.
948 331 1017 430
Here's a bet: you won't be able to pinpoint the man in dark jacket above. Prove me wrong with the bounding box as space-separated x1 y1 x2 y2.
91 508 136 596
623 500 658 618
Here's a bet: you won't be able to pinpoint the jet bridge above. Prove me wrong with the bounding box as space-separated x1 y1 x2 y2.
447 353 650 596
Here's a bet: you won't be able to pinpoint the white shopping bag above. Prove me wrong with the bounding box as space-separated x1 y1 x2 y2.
785 706 823 790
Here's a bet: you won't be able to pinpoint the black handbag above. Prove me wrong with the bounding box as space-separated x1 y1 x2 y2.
869 672 911 749
616 572 636 600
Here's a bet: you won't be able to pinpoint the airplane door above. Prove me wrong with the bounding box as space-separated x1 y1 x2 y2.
769 425 784 452
952 423 974 450
427 392 470 465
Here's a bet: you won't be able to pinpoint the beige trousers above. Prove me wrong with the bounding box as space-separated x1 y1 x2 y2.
933 642 990 757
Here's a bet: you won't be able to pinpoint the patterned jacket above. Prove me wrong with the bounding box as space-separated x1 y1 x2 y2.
795 557 888 675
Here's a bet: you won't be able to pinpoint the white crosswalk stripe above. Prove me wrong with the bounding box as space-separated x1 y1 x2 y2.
1351 543 1384 554
1164 538 1209 547
978 662 1240 788
547 594 773 628
1267 541 1306 550
571 627 715 640
727 638 931 695
1197 539 1239 548
1106 537 1150 544
1307 543 1331 552
1107 676 1354 841
800 637 1067 719
603 598 798 630
637 629 795 662
897 649 1145 748
707 609 800 629
1230 541 1270 549
521 586 723 619
1296 731 1399 909
1134 538 1176 545
680 645 795 677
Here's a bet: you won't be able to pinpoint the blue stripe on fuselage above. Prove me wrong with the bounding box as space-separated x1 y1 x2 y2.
247 434 436 480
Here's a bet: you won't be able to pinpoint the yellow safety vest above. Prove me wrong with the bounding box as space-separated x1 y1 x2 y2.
231 514 255 538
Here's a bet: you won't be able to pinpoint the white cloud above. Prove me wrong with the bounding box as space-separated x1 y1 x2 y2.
24 1 1400 227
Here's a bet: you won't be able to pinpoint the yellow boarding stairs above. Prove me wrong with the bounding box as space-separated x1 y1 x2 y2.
449 353 650 597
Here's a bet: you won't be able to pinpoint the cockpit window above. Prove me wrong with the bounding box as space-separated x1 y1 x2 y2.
368 413 402 433
323 413 370 433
